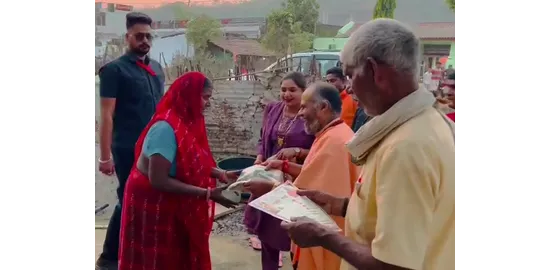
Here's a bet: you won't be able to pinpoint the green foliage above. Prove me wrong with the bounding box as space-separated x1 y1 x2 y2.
283 0 320 33
289 22 314 52
373 0 397 19
262 0 318 55
262 9 293 54
445 0 454 12
186 14 223 52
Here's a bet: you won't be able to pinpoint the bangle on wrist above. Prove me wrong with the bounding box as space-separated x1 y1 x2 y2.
98 157 112 164
206 188 211 201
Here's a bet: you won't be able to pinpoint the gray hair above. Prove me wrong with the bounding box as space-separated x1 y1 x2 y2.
341 19 420 77
309 82 342 114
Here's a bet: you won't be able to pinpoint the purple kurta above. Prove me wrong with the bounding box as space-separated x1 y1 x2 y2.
244 102 314 251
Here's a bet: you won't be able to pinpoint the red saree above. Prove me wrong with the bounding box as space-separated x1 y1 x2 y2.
119 72 216 270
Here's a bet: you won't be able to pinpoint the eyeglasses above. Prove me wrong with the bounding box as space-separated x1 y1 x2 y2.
133 32 153 42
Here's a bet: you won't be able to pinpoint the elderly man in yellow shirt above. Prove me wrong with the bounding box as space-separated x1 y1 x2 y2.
281 19 455 270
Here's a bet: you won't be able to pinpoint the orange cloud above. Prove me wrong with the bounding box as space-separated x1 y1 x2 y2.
95 0 247 8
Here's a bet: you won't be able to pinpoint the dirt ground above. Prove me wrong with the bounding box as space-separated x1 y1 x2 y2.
95 143 291 269
95 229 265 269
95 224 295 269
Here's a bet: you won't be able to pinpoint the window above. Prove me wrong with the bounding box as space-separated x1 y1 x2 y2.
95 12 106 26
318 59 338 75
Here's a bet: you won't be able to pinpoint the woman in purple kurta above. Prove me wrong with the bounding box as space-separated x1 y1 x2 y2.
244 72 315 270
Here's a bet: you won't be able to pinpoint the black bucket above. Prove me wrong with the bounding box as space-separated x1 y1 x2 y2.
217 156 256 171
217 156 256 200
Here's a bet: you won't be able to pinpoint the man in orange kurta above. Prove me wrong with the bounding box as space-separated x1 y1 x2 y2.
326 67 358 127
259 82 360 270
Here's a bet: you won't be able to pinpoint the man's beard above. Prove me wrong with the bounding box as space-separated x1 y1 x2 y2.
131 46 150 56
304 119 321 135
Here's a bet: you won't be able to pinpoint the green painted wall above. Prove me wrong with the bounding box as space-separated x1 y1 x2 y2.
447 42 455 68
312 37 348 51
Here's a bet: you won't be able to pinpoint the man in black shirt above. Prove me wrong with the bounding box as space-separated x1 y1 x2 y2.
96 12 164 270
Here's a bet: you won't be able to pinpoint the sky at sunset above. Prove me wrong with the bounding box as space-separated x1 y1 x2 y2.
95 0 246 8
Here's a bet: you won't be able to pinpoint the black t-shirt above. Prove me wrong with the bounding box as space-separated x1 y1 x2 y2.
99 53 165 149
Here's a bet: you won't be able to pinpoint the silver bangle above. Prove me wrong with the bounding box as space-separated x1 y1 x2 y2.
98 157 112 164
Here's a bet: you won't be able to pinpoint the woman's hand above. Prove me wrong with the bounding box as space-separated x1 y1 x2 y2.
225 170 241 181
244 179 276 198
275 148 299 160
254 155 264 165
209 186 239 209
261 160 283 171
98 158 115 176
217 169 241 184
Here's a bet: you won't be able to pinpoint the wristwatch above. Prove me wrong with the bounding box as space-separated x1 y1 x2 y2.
294 147 301 157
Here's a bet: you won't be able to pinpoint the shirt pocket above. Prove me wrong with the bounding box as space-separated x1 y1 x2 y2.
352 180 377 242
126 77 153 102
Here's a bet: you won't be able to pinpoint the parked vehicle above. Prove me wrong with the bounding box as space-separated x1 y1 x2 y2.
264 51 340 76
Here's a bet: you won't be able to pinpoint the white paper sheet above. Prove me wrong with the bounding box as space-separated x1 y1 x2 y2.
227 165 283 192
248 183 341 231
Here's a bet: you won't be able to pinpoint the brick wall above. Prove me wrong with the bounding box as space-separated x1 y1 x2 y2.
96 74 285 159
206 79 281 158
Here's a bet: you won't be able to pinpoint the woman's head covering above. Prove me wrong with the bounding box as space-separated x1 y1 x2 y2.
156 71 208 122
130 71 217 269
134 71 214 161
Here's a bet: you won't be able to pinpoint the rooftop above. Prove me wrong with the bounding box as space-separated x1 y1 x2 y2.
209 39 275 57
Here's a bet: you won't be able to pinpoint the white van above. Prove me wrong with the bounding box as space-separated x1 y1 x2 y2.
264 51 340 76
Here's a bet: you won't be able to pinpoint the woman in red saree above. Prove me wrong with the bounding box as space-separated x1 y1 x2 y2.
119 72 239 270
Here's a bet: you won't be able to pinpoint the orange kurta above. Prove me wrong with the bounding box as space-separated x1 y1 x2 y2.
339 90 358 128
292 119 360 270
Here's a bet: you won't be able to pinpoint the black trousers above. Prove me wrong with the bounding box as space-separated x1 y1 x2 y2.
99 146 135 262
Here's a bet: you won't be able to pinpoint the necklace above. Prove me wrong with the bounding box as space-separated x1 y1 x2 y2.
276 109 298 148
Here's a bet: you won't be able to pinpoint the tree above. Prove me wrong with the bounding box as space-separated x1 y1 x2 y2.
289 22 314 52
446 0 455 12
262 9 293 54
261 0 318 55
186 14 223 52
283 0 319 34
373 0 397 19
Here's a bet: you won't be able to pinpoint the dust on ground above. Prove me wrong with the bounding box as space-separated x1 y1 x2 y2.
95 211 292 269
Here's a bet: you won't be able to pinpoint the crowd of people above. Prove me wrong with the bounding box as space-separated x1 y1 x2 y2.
96 12 455 270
